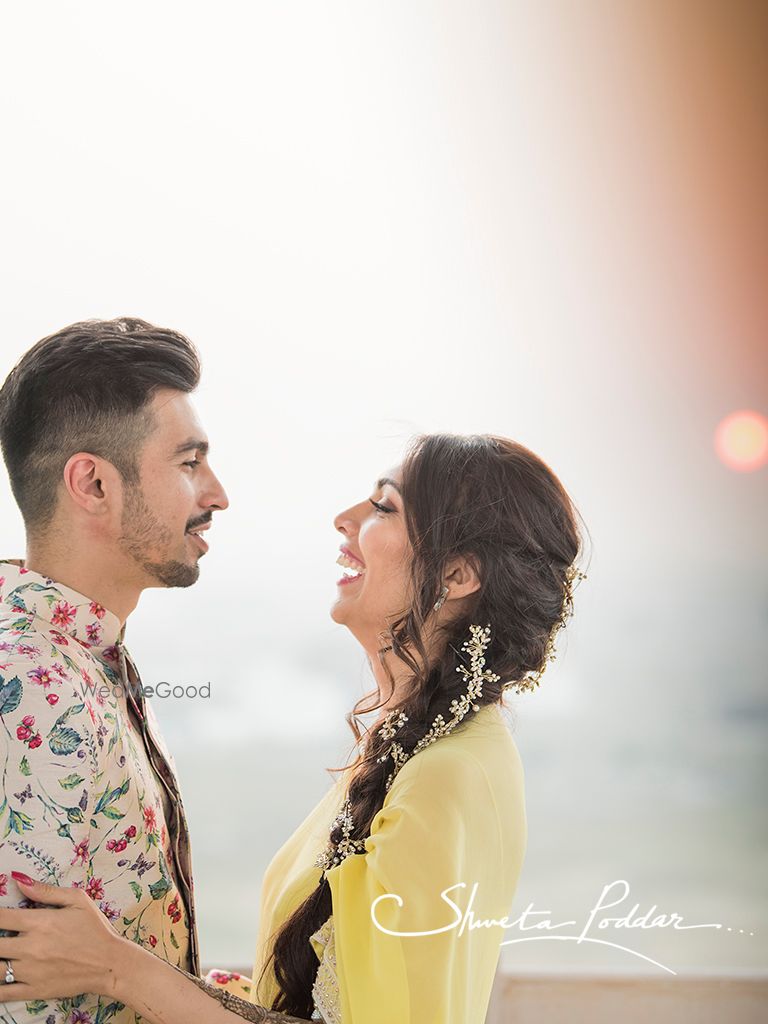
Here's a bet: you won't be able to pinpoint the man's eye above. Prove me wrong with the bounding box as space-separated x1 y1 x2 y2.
183 459 201 469
369 499 394 515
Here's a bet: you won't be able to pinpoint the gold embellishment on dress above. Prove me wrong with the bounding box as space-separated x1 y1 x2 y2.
310 915 341 1024
167 961 308 1022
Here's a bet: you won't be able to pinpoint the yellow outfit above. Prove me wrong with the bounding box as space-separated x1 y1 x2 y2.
249 701 527 1024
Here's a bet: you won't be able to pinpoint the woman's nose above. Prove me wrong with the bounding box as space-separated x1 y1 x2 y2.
333 505 358 536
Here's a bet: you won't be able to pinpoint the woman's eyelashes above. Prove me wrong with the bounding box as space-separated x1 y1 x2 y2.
369 498 395 515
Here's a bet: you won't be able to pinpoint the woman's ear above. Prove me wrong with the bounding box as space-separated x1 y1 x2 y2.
442 555 482 601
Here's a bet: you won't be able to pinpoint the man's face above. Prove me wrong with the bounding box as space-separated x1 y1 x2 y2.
118 389 229 588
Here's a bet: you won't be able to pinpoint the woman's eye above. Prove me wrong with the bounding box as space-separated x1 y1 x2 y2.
369 498 395 515
183 459 201 470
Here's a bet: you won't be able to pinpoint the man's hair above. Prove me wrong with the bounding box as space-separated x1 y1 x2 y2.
0 317 201 533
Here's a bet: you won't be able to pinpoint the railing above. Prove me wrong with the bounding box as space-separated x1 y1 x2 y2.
208 967 768 1022
485 971 768 1023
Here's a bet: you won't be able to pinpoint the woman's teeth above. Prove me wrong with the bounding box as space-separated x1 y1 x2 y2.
337 552 366 579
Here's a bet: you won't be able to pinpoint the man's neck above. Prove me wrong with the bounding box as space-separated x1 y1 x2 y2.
23 545 141 627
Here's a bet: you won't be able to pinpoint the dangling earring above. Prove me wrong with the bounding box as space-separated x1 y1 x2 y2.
434 584 449 611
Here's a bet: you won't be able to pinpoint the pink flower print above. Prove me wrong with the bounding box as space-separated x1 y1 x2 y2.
70 1012 93 1024
17 643 40 656
102 644 119 663
21 714 35 728
85 876 105 901
143 806 158 836
167 895 182 924
27 666 54 689
124 824 137 839
71 839 89 867
28 734 42 749
89 601 106 620
16 725 31 741
86 622 102 644
107 838 128 854
0 873 7 897
51 601 77 627
148 934 157 948
211 971 242 984
49 629 69 645
19 567 28 574
99 900 120 922
46 692 60 706
52 661 67 676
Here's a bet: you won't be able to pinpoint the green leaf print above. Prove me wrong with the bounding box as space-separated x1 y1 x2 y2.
95 999 126 1021
48 726 82 755
19 755 31 777
100 805 126 821
24 1000 48 1014
148 876 172 901
170 930 179 950
0 676 23 716
5 807 34 837
66 806 85 823
129 880 142 901
52 703 85 728
59 773 86 789
94 778 130 817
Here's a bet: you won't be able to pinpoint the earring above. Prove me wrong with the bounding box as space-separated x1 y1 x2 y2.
434 584 449 611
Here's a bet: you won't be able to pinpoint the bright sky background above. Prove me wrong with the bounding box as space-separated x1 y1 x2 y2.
1 1 766 974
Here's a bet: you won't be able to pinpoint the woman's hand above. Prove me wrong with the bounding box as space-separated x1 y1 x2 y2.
0 872 126 1000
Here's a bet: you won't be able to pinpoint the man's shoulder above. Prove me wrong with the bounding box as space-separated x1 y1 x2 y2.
0 629 109 741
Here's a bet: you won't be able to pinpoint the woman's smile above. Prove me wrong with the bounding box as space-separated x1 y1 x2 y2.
336 545 366 586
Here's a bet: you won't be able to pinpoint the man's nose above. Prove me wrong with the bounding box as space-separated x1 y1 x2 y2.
206 471 230 511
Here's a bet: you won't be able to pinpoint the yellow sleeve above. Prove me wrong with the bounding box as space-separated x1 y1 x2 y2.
326 746 522 1024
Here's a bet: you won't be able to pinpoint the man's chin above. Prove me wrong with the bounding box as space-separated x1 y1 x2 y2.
144 558 201 589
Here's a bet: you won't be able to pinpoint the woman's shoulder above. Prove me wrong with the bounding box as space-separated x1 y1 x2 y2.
386 702 524 806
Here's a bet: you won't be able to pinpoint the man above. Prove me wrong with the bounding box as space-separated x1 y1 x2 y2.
0 318 228 1022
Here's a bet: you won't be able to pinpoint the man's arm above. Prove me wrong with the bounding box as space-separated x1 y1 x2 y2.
0 653 95 1020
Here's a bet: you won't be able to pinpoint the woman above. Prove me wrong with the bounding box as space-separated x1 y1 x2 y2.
0 433 586 1023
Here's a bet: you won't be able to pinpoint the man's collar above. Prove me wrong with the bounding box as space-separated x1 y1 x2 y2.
0 559 124 652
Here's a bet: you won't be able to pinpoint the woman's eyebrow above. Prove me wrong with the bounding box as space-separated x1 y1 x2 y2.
376 476 401 493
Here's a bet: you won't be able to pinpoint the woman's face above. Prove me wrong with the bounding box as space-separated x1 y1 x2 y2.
330 465 413 650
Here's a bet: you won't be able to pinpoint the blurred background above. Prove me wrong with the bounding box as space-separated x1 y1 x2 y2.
0 0 766 980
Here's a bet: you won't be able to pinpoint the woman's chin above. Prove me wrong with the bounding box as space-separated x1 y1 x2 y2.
330 595 350 625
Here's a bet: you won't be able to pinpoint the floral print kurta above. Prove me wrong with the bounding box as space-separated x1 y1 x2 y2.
0 560 199 1023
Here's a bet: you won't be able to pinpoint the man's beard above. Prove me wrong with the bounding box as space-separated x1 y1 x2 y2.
119 485 200 588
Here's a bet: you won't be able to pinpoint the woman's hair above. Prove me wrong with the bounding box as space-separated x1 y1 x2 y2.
264 433 587 1017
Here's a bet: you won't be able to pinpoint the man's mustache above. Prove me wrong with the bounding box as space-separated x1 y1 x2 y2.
186 512 213 531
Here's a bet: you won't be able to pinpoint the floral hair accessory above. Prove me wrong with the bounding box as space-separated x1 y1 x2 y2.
315 622 499 878
510 563 587 695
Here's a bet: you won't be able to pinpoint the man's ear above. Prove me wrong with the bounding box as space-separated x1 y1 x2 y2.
62 452 118 517
442 555 482 601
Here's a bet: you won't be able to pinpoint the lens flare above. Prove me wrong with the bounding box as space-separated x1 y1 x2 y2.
714 410 768 472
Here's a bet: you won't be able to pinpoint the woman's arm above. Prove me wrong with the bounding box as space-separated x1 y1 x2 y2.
112 940 309 1024
0 876 309 1024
